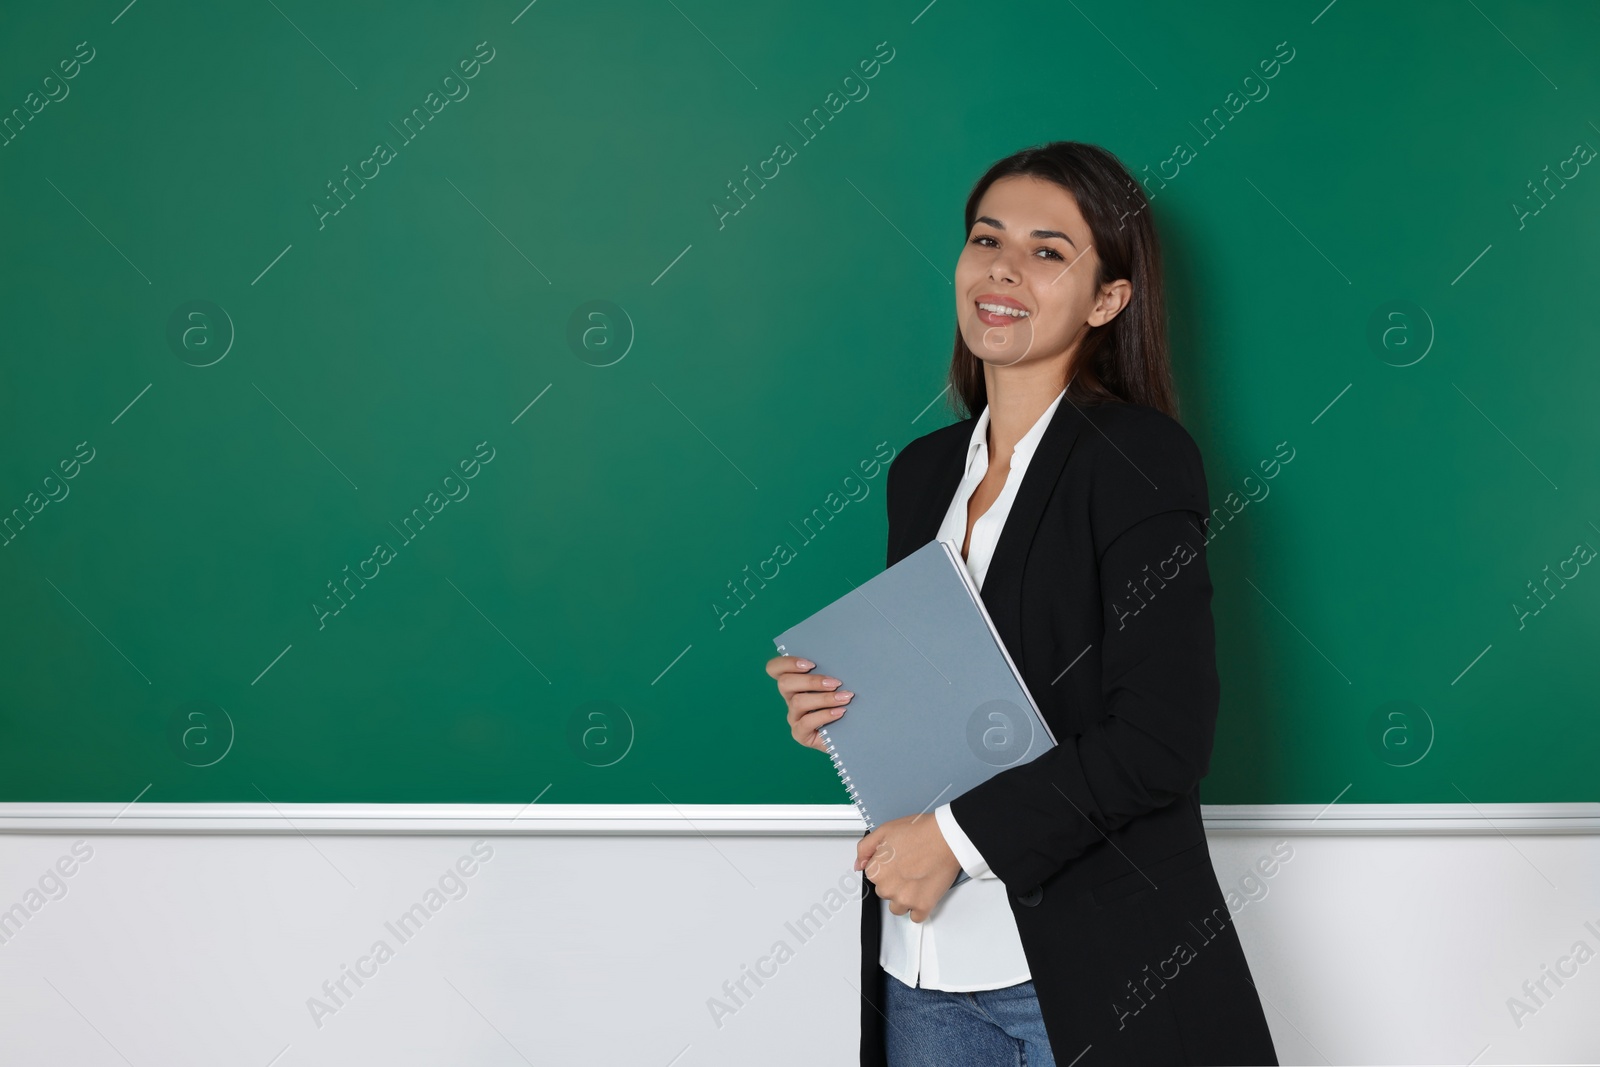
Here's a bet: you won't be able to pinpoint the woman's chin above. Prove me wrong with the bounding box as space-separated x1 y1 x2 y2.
970 344 1035 369
962 325 1042 366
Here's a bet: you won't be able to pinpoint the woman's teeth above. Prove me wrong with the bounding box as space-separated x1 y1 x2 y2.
977 302 1028 318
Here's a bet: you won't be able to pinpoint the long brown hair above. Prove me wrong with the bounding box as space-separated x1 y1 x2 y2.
947 141 1177 420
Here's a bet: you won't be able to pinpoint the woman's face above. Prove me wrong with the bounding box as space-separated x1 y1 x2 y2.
955 174 1129 372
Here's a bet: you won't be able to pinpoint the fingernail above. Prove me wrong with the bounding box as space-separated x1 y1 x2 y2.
835 691 852 701
796 659 813 670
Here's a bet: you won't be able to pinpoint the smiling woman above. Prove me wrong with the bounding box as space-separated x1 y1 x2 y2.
769 141 1280 1067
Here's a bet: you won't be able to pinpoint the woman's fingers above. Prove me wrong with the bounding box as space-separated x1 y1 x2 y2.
788 686 853 719
764 654 813 679
799 698 850 729
766 654 852 750
791 695 852 747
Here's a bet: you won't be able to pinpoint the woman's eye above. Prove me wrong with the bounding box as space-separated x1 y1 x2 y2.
968 235 1063 261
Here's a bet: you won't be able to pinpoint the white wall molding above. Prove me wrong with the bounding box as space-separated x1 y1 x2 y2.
1200 801 1600 834
2 803 1596 1062
0 801 1594 835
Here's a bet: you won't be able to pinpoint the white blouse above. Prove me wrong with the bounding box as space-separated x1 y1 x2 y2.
879 386 1068 991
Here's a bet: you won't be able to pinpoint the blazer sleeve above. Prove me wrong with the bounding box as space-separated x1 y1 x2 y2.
946 407 1219 892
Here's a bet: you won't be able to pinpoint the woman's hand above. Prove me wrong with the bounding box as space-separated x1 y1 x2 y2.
766 655 853 752
767 655 961 920
856 813 963 923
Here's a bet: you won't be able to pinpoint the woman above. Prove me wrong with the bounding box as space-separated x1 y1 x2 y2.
766 142 1278 1066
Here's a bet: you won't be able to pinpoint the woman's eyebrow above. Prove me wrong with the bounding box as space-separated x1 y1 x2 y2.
973 215 1077 247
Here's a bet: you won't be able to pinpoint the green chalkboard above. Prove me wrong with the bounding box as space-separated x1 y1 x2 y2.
3 0 1596 806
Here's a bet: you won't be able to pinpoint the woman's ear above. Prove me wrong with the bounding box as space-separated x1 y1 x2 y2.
1089 279 1134 327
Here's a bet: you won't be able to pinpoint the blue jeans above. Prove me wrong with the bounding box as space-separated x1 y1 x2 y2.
883 972 1058 1067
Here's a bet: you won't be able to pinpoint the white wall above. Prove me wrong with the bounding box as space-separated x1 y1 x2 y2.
0 803 1595 1066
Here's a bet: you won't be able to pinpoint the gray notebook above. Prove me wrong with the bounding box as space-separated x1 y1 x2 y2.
774 538 1057 887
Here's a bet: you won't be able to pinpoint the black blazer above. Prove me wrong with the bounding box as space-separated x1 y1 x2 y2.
860 397 1278 1067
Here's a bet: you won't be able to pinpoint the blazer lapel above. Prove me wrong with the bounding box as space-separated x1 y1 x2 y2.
975 397 1092 678
901 397 1093 678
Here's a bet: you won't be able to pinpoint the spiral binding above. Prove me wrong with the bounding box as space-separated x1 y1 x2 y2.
817 724 875 831
778 643 875 830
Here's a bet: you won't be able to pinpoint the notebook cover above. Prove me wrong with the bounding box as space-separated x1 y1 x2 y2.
774 538 1057 881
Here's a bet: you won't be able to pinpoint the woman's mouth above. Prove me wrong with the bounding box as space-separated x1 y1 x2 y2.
975 300 1030 326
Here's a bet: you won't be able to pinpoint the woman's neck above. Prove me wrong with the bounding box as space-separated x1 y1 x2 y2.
982 365 1070 462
